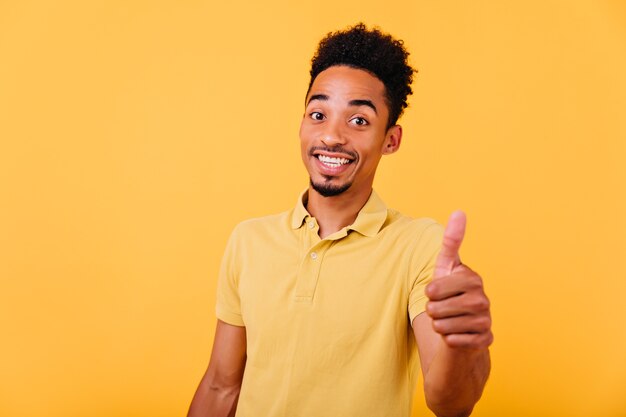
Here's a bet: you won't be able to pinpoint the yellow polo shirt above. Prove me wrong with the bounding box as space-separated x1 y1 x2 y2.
216 190 443 417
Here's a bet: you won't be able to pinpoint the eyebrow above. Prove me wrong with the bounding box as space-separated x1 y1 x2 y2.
307 94 329 105
348 99 377 114
307 94 378 114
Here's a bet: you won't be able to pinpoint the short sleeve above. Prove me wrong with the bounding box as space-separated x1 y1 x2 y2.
215 226 245 326
408 222 444 324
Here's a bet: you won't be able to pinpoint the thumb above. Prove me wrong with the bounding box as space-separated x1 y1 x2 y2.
434 210 466 279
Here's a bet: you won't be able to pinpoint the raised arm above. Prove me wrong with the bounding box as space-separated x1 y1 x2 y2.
188 320 247 417
413 211 492 417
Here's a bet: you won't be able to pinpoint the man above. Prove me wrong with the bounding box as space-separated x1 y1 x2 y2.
188 23 492 417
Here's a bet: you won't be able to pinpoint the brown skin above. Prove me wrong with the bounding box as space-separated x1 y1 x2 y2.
413 211 492 417
299 66 401 238
187 321 246 417
188 66 492 417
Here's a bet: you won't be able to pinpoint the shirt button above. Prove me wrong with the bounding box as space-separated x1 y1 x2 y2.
308 221 315 229
310 252 318 260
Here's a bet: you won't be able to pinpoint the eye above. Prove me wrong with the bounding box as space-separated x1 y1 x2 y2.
349 116 369 126
309 111 325 121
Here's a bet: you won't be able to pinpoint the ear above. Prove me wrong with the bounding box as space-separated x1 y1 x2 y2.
382 125 402 155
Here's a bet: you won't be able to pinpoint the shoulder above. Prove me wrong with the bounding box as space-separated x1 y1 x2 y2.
222 210 296 266
379 209 444 270
383 208 444 244
229 209 293 241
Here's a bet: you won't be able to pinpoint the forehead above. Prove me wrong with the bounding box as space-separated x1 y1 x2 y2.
306 66 387 105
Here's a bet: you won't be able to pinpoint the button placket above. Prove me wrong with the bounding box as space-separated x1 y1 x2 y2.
294 240 331 302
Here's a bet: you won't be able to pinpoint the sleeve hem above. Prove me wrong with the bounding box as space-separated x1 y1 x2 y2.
408 295 428 324
216 307 245 327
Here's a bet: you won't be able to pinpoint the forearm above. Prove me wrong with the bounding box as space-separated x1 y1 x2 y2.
187 375 241 417
423 344 491 417
189 321 247 417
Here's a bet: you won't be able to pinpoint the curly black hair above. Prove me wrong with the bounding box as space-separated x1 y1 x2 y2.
307 23 416 129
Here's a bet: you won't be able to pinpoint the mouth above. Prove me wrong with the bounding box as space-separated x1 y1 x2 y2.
316 154 352 168
310 148 357 171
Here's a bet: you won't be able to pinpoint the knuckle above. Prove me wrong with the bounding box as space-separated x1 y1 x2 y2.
470 275 483 288
480 332 493 347
476 316 491 331
464 292 488 309
475 296 490 311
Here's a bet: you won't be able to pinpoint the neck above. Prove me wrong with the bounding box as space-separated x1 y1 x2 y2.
306 185 373 239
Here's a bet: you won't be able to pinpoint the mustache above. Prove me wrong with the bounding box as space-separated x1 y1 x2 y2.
308 146 358 160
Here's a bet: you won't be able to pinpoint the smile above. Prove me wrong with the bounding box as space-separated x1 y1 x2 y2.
317 155 352 168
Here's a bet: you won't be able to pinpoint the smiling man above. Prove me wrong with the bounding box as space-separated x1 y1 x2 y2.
188 23 492 417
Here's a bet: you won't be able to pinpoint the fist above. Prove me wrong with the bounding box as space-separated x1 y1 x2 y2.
425 211 493 349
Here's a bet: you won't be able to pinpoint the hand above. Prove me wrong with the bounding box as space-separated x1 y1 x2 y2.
425 211 493 349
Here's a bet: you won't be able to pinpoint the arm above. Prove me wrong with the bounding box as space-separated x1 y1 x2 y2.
188 320 247 417
413 274 491 417
413 212 492 417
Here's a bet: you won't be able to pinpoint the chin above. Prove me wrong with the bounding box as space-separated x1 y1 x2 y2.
310 178 352 197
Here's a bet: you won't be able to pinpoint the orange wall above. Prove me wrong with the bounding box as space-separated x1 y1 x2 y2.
1 1 625 416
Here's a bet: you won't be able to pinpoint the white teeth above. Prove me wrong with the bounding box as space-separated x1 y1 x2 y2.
317 155 350 167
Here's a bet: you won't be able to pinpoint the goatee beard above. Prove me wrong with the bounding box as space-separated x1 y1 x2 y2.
310 177 352 197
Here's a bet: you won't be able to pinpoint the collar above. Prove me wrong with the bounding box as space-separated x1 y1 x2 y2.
290 189 388 237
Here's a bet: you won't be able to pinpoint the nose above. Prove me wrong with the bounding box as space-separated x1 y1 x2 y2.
320 120 346 147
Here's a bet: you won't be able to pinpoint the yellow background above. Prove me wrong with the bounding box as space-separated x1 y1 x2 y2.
1 1 625 416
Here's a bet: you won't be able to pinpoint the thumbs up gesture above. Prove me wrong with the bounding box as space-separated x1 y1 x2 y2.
425 211 493 349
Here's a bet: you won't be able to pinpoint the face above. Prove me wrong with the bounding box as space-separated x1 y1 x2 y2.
299 65 402 198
